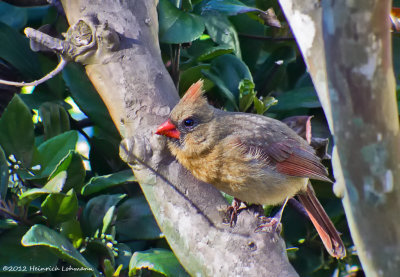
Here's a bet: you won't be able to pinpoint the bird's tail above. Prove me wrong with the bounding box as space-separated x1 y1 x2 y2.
297 182 346 259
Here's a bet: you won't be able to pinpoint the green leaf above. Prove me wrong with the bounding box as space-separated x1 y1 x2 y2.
62 63 119 137
39 102 70 140
158 0 205 43
0 95 35 167
115 243 133 271
179 64 212 95
202 54 252 110
89 137 124 175
254 45 297 96
203 14 241 58
253 96 278 115
0 2 28 30
0 226 58 272
19 171 67 205
102 206 116 234
21 224 95 271
230 13 265 71
115 196 162 241
197 44 233 61
81 170 136 196
0 22 42 80
0 146 8 200
60 219 83 249
34 130 79 178
238 78 256 112
50 150 86 193
269 87 321 112
41 189 78 225
104 259 115 277
81 194 126 236
129 249 188 277
0 219 18 230
202 0 261 16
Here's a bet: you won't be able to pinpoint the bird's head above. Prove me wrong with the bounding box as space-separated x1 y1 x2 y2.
155 80 216 153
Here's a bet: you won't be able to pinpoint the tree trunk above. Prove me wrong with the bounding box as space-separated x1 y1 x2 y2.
279 0 400 276
59 0 298 276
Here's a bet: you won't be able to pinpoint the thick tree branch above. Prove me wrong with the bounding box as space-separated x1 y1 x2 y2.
280 0 400 275
57 0 298 276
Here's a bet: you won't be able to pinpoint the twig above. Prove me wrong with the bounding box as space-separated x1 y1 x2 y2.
0 57 67 87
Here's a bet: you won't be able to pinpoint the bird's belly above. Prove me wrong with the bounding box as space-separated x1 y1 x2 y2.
174 145 308 205
206 170 308 206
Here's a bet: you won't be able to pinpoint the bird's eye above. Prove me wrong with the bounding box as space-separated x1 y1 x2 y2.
183 118 195 128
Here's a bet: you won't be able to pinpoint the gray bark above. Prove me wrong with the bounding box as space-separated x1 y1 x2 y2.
59 0 298 276
279 0 400 276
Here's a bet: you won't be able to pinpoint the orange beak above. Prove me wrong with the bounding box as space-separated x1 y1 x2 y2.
155 119 180 139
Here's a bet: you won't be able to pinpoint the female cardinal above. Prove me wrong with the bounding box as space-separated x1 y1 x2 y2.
156 80 345 259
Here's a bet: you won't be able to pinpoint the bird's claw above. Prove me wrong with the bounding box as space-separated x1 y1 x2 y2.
255 216 282 234
225 198 245 227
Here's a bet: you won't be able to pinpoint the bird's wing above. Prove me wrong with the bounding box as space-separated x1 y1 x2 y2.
236 138 331 182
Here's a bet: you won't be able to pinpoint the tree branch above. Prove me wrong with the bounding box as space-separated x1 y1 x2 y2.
55 0 298 276
279 0 400 275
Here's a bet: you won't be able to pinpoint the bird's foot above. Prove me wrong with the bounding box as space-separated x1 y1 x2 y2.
225 198 246 227
255 215 282 234
254 197 289 234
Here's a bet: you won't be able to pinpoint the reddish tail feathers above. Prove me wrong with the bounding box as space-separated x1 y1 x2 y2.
297 183 346 259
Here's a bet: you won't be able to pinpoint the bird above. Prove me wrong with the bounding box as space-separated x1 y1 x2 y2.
155 80 345 259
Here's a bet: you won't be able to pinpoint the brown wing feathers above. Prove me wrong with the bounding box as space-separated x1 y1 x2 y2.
241 138 331 182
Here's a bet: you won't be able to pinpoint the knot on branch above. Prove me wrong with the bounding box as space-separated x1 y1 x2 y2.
25 15 120 65
119 137 154 170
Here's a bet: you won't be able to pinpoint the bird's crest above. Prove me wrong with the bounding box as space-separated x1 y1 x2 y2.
181 79 205 104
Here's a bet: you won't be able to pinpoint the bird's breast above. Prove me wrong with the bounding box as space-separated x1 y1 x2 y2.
171 141 307 205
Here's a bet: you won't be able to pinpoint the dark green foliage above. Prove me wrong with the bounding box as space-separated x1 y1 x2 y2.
1 0 398 276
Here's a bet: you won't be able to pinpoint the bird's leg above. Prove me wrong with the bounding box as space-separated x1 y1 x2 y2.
226 198 244 227
255 197 289 233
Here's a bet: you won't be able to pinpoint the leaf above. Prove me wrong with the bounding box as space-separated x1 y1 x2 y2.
60 219 83 249
184 38 233 62
158 0 205 43
21 224 95 271
102 205 116 234
254 45 297 96
115 196 162 241
202 54 252 110
0 226 58 272
50 150 86 193
253 96 277 115
41 189 78 225
238 78 256 112
0 2 28 30
104 259 115 277
34 130 79 178
81 170 136 196
115 243 133 271
229 13 265 71
89 137 125 175
39 102 70 140
0 22 42 80
19 171 67 205
62 63 119 137
269 87 321 112
0 95 35 167
203 14 241 58
0 146 8 200
0 219 18 230
179 64 212 95
81 194 126 236
129 249 188 277
197 44 233 61
202 0 261 16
